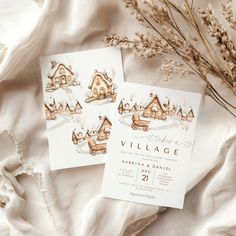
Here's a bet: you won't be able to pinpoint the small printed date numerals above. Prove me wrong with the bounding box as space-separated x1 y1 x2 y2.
142 174 149 181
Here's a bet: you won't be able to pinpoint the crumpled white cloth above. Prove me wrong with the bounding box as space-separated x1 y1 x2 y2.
0 0 236 236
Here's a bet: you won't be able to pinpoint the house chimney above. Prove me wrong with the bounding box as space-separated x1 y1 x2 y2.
51 61 57 69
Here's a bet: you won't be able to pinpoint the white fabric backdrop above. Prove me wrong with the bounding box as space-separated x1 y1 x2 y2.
0 0 236 235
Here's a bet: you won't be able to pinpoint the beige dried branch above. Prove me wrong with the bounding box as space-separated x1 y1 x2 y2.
104 0 236 118
104 32 172 58
198 8 236 93
222 0 236 30
158 59 194 80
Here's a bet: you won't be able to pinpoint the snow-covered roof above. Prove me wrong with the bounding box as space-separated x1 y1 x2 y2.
47 61 74 78
145 95 165 112
44 103 54 112
88 71 113 88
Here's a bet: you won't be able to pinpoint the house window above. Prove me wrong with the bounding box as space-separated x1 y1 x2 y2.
95 76 101 85
59 67 65 74
55 77 60 83
61 75 66 84
151 106 158 112
100 87 105 95
93 88 98 95
67 75 71 82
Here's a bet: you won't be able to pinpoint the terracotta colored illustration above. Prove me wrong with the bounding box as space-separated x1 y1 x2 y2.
131 114 150 131
85 70 116 103
118 92 195 132
88 139 107 156
46 61 79 91
72 116 112 156
44 99 82 120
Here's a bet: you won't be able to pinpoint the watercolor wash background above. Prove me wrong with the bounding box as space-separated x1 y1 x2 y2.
102 82 202 208
40 47 124 170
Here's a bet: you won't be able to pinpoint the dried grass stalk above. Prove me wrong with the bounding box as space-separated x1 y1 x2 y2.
104 0 236 118
222 0 236 30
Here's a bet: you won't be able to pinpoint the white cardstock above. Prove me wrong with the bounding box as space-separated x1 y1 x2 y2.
102 82 201 209
40 47 124 170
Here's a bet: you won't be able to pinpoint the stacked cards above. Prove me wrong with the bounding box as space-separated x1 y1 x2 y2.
40 47 201 208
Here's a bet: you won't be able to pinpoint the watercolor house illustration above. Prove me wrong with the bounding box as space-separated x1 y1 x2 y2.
46 61 78 91
72 130 86 144
97 117 112 141
86 129 98 139
117 93 194 124
44 104 56 120
162 99 170 115
64 101 82 115
176 107 194 122
118 100 124 114
143 95 167 120
44 99 82 120
118 100 136 114
133 103 145 112
85 71 116 103
56 103 64 114
186 108 194 121
169 105 177 116
176 108 184 120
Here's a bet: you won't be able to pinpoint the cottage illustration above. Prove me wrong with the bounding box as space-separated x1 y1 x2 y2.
143 95 167 120
86 129 98 139
45 61 79 91
64 101 82 115
133 103 145 112
97 117 112 141
118 100 124 114
44 99 82 120
72 115 112 156
176 108 184 120
118 100 137 114
186 108 194 122
72 130 86 144
85 71 116 103
162 99 170 114
117 92 195 132
169 105 177 116
57 103 64 114
44 104 56 120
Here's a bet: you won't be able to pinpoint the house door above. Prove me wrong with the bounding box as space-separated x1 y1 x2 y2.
151 111 155 119
100 87 106 97
61 75 66 84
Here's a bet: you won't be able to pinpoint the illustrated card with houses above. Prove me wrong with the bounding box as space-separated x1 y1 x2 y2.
102 82 201 209
40 47 124 170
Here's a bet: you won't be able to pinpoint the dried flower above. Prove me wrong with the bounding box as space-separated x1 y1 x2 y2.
198 8 236 91
158 58 194 80
123 0 145 22
222 0 236 30
104 32 172 58
143 0 171 24
105 0 236 117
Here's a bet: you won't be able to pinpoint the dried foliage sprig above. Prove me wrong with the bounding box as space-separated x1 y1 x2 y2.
222 0 236 30
104 0 236 118
158 58 194 80
104 33 172 58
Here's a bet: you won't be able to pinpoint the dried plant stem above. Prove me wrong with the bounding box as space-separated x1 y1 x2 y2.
145 12 236 115
153 1 236 114
104 0 236 118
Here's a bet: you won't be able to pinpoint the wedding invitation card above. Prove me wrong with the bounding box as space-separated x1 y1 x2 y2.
102 82 201 208
40 47 124 170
